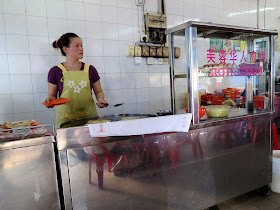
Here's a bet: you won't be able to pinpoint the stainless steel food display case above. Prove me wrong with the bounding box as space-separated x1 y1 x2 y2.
56 22 277 210
166 21 277 206
0 124 61 210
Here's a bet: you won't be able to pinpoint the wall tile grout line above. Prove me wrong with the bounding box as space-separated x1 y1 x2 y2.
2 2 14 122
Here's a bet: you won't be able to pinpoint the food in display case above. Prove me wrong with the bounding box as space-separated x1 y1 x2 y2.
206 105 230 118
0 123 54 142
0 120 40 129
222 99 236 106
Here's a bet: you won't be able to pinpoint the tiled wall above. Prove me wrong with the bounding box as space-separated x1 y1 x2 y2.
0 0 277 125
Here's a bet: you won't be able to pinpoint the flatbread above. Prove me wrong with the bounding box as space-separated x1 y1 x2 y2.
1 120 34 129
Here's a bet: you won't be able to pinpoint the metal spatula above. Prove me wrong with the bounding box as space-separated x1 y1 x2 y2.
97 103 124 107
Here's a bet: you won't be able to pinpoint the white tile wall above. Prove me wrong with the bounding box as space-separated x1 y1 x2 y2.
27 16 48 36
3 0 25 15
4 14 27 35
0 0 260 126
136 88 150 103
86 39 103 56
0 35 6 54
46 0 66 19
30 55 51 74
103 40 119 56
121 88 136 103
104 57 120 73
0 95 13 114
120 57 134 72
10 75 33 94
12 94 34 113
103 23 118 40
0 0 4 14
6 35 29 54
121 73 136 88
25 0 47 17
0 55 9 74
14 112 36 122
84 3 101 22
0 75 11 94
8 55 31 74
28 36 50 55
118 8 133 25
102 6 118 24
66 1 84 20
69 20 86 38
136 73 149 88
101 0 117 7
31 74 48 93
0 14 4 34
0 114 14 124
48 18 67 37
117 0 132 9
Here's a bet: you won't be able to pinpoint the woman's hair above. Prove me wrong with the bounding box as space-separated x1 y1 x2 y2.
52 33 79 56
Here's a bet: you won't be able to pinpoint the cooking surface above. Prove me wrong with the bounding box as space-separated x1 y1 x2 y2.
60 114 157 128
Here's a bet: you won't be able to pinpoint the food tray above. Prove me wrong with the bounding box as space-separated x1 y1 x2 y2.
0 124 55 142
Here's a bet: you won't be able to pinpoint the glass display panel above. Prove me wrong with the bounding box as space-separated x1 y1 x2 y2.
171 28 272 122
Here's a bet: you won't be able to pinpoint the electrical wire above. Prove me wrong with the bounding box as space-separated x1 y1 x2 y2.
143 1 146 34
264 0 266 29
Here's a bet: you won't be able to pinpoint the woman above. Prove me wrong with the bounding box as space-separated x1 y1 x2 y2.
45 33 107 129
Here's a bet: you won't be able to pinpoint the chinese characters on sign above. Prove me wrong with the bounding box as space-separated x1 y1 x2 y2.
206 49 265 77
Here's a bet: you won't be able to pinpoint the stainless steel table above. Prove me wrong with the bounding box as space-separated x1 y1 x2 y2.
0 126 61 210
57 113 272 210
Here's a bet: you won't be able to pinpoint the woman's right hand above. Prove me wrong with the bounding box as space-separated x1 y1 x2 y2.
44 95 56 108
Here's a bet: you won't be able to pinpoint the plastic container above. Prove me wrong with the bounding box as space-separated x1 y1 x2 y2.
206 105 230 118
270 150 280 193
235 90 241 102
253 96 265 109
231 91 236 100
225 90 231 99
212 95 224 105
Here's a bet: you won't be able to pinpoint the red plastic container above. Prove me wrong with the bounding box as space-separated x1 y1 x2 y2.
185 107 206 118
212 95 224 105
201 94 214 106
253 96 264 109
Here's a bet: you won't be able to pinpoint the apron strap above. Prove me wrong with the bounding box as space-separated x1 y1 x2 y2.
84 63 90 74
57 64 68 76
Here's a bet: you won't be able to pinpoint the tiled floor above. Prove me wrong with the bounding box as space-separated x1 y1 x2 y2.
212 190 280 210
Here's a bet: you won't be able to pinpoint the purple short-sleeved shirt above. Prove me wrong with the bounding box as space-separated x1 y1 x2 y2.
48 62 100 96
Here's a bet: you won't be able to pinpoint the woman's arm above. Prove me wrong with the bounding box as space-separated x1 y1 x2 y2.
44 82 58 108
92 80 107 108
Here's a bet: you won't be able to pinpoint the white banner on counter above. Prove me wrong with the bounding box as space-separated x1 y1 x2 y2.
88 114 192 137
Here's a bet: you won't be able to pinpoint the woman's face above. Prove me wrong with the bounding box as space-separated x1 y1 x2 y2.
64 37 83 59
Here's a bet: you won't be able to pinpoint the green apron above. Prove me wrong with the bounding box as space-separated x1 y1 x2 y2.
55 63 98 129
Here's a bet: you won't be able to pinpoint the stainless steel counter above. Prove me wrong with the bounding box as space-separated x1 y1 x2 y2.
57 112 273 210
0 130 61 210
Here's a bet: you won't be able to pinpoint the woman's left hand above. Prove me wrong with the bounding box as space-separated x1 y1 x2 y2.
97 98 108 108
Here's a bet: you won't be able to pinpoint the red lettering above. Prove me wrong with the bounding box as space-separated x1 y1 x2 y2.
256 67 263 75
218 68 224 77
238 68 244 76
210 68 218 77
